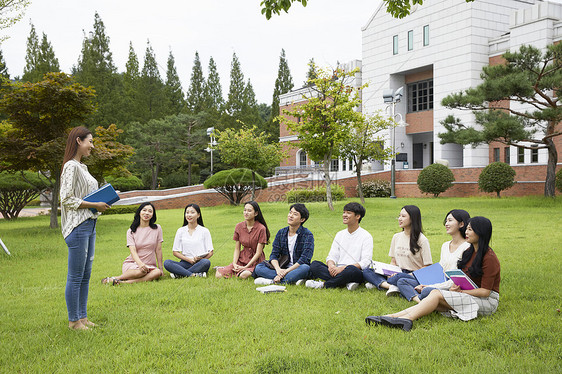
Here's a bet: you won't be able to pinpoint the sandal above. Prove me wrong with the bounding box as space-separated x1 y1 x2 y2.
101 277 121 285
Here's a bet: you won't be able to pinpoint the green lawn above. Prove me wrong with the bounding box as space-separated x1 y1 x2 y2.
1 197 561 373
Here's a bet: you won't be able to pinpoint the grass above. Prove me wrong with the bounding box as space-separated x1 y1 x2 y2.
0 196 561 373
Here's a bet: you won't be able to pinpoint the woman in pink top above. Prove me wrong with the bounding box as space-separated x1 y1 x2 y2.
216 201 270 279
102 202 163 284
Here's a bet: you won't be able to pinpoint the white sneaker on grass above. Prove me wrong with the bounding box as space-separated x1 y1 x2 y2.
386 285 400 296
169 273 177 279
305 280 325 289
254 277 274 285
365 282 376 290
346 282 359 291
192 272 207 278
295 279 306 286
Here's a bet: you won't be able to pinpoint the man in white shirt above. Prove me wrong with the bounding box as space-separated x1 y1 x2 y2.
306 202 373 291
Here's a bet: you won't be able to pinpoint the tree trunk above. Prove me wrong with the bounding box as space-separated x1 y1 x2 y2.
50 174 60 229
251 170 256 201
544 138 558 197
356 160 365 204
151 164 159 190
323 155 334 211
187 160 192 186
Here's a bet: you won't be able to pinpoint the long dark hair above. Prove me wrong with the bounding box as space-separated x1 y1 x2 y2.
457 216 493 278
130 202 158 232
62 126 92 170
402 205 423 255
444 209 470 237
183 203 204 227
245 201 271 244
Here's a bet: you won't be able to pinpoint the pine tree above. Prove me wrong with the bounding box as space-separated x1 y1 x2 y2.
305 58 317 85
185 51 205 114
242 79 261 127
165 50 185 115
269 48 294 140
22 24 59 82
22 23 39 82
225 52 245 116
0 48 9 79
203 56 223 114
36 33 60 76
121 42 142 125
139 40 166 122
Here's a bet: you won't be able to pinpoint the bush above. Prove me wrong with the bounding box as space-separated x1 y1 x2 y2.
105 175 144 192
358 180 391 198
417 163 455 197
478 162 516 198
102 205 140 215
555 168 562 193
0 171 50 219
203 168 267 205
286 184 345 203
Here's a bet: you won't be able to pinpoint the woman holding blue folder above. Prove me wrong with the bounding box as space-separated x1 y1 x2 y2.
60 126 110 330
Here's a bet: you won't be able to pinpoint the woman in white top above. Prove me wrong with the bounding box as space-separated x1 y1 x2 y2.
60 126 110 330
363 205 432 294
164 203 214 278
397 209 471 302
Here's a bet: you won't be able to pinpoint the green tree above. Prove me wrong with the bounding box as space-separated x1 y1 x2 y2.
0 170 49 220
186 51 205 114
0 0 30 42
0 72 96 228
340 112 395 203
216 125 285 199
417 163 455 197
478 162 516 198
203 56 223 116
122 42 142 125
203 168 267 206
138 40 167 123
0 48 8 79
241 79 262 128
305 58 316 86
270 49 294 140
22 24 60 83
440 43 562 197
280 64 364 210
260 0 474 19
222 52 246 129
165 50 185 115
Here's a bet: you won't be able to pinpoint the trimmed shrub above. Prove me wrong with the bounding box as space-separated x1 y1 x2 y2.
102 205 140 215
478 162 516 198
417 163 455 197
203 168 267 205
555 168 562 193
0 171 50 219
358 180 391 198
286 184 345 203
105 175 144 192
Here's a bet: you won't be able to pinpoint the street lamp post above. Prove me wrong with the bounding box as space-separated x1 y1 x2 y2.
383 87 404 199
205 127 217 175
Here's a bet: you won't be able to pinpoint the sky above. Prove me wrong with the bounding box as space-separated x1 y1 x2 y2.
0 0 381 104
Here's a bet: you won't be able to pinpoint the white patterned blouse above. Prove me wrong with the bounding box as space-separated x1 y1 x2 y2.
60 159 100 239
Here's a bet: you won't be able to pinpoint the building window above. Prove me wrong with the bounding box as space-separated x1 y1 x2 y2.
393 35 398 55
407 79 433 113
299 151 307 167
423 25 429 46
330 159 339 171
531 145 538 163
493 148 500 162
408 30 413 51
504 147 510 163
517 146 524 164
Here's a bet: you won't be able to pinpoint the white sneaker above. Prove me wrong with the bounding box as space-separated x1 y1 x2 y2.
169 273 177 279
295 279 306 286
305 280 325 289
346 282 359 291
192 272 207 278
365 282 376 290
254 277 274 285
386 285 400 296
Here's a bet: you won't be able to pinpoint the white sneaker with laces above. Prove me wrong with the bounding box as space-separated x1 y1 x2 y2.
295 279 306 286
346 282 359 291
254 277 274 285
192 272 207 278
169 273 177 279
365 282 376 289
386 285 400 296
305 280 325 289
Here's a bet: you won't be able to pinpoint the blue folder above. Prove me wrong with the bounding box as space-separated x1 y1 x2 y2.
83 183 120 213
412 263 446 285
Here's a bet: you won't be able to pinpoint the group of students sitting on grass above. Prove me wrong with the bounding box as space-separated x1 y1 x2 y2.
101 200 501 332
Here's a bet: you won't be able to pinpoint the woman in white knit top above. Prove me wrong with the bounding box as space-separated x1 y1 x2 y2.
60 127 109 330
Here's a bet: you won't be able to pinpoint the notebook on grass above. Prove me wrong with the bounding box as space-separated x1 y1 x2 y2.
256 285 286 294
372 261 402 277
83 183 120 213
412 263 446 285
444 269 478 290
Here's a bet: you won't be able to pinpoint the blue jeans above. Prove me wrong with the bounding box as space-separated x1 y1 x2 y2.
65 218 96 322
362 269 413 290
419 286 435 300
254 262 310 284
164 258 211 277
396 274 420 301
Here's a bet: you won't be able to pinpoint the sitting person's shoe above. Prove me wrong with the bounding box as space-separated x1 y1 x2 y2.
365 316 382 325
346 282 359 291
295 279 306 286
365 282 376 289
386 285 400 296
254 277 274 285
169 273 177 279
380 316 413 332
192 272 207 278
305 280 325 289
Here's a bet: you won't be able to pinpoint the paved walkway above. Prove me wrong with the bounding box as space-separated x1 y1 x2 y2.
0 208 50 219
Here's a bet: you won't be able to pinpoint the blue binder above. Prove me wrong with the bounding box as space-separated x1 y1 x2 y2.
412 263 446 285
83 183 120 213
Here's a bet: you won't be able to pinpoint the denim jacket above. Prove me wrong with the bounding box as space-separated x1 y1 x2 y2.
269 225 314 265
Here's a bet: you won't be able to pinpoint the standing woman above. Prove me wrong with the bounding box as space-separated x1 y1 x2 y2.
216 201 270 279
363 205 432 294
366 216 500 331
101 202 164 284
60 126 110 330
164 204 213 278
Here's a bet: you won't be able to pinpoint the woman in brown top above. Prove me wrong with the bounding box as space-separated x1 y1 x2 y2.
366 216 500 331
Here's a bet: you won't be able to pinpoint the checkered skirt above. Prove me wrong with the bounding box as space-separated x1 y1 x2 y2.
439 290 499 321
